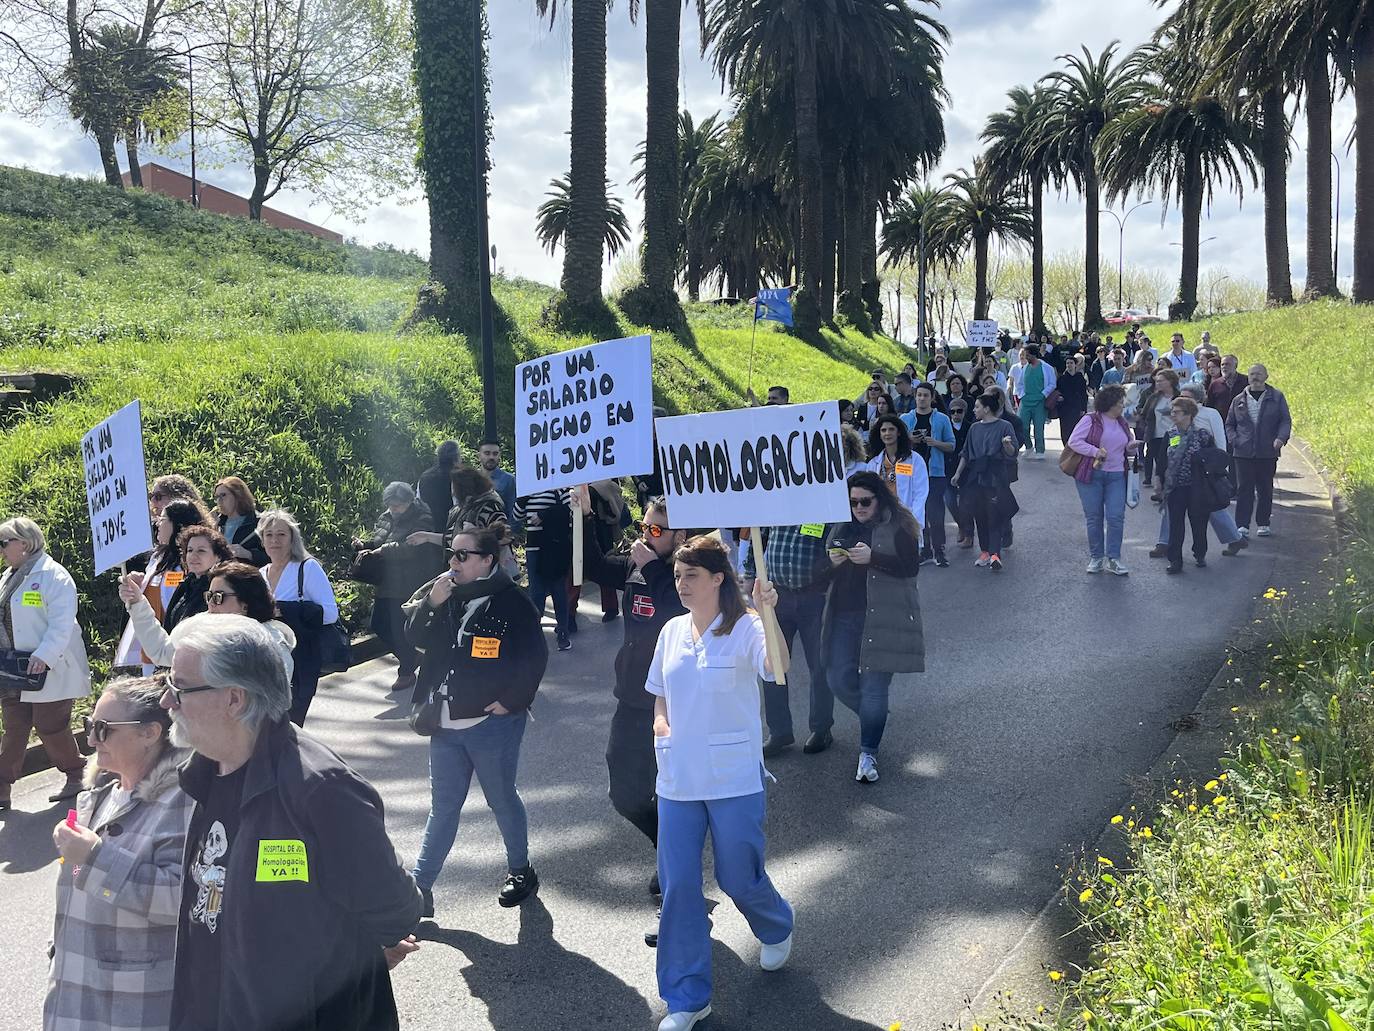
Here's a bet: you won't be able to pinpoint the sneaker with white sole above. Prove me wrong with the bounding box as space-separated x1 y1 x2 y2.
659 1007 711 1031
759 933 793 971
1256 525 1272 537
1106 558 1129 576
1238 526 1250 538
855 752 879 783
975 552 991 568
1086 557 1105 574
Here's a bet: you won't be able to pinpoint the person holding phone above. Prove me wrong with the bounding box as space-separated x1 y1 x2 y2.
812 472 923 784
901 383 955 567
863 414 928 532
578 495 688 944
950 392 1020 570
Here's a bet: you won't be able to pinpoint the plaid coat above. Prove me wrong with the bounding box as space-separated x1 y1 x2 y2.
44 747 195 1031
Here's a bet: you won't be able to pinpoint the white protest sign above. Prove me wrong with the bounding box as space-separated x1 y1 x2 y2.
516 335 655 495
653 401 850 529
82 400 154 574
966 319 999 349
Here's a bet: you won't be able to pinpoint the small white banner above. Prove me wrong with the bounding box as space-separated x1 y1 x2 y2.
82 400 154 574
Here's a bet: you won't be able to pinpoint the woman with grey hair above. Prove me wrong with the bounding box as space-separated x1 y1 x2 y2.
352 483 439 692
0 516 90 809
45 676 192 1031
259 510 339 725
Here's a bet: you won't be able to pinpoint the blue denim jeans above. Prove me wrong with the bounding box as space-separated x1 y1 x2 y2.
761 586 832 739
825 610 893 754
413 711 530 888
526 566 570 634
1074 467 1127 560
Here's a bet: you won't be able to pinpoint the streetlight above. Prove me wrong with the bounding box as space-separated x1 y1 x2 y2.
1209 275 1231 314
1100 201 1152 311
1333 150 1342 281
1169 236 1217 248
915 182 957 357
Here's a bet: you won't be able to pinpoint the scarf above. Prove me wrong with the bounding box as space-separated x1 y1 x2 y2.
0 550 42 651
447 565 514 606
1164 425 1211 497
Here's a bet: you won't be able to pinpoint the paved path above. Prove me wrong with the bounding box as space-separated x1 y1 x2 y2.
0 429 1334 1031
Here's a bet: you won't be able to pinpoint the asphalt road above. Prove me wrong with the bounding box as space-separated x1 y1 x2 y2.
0 429 1333 1031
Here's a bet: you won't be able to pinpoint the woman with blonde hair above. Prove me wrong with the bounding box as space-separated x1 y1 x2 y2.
259 509 340 724
0 517 90 808
45 676 192 1031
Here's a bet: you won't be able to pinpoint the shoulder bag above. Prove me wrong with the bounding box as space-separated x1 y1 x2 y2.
276 562 352 674
0 649 46 699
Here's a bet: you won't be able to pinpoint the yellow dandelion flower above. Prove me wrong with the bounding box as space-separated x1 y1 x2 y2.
1204 779 1219 791
1188 804 1197 812
1079 888 1094 903
1097 856 1114 867
1048 970 1063 982
1110 815 1124 825
890 1024 902 1031
1292 735 1301 742
1213 796 1227 805
1141 826 1154 839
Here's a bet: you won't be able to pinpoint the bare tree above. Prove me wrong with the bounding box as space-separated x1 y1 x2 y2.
191 0 415 220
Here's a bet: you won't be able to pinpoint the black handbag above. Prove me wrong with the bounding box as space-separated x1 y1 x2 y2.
408 681 444 736
0 649 47 695
274 561 326 639
275 561 353 673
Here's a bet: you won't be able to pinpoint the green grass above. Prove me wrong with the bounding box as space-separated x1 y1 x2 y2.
987 302 1374 1031
0 166 912 682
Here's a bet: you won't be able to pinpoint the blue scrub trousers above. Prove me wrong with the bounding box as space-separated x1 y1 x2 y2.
657 792 794 1013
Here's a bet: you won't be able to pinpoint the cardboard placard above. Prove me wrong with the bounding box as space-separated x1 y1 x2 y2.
82 400 154 575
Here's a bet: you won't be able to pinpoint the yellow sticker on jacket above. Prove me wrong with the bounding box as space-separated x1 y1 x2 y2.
1169 435 1181 448
21 591 42 608
798 523 825 538
895 462 914 476
164 571 185 587
472 637 501 659
256 839 308 882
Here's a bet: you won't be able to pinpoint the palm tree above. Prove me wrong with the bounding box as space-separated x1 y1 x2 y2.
535 0 611 325
703 0 937 334
1098 42 1259 320
926 159 1034 320
1039 43 1139 332
535 175 632 258
1325 0 1374 301
982 84 1062 334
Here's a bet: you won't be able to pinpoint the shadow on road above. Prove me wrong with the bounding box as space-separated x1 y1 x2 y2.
0 802 63 875
418 897 653 1029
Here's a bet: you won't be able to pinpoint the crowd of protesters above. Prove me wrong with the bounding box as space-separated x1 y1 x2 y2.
0 323 1295 1031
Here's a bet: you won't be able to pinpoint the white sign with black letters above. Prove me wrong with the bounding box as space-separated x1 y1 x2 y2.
966 319 999 349
516 335 654 494
82 400 154 574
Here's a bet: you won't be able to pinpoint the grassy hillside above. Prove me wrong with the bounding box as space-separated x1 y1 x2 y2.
0 166 912 667
1002 302 1374 1031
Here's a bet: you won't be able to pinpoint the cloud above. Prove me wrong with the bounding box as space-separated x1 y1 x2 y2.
0 0 1355 294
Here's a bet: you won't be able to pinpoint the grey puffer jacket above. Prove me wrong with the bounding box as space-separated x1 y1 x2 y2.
814 515 925 674
1225 386 1292 459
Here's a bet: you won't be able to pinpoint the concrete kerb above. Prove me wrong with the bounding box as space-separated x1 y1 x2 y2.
966 437 1345 1025
19 631 390 778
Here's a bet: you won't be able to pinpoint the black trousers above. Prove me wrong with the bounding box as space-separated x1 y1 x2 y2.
606 701 657 847
370 597 419 675
922 475 947 553
1145 436 1169 485
1166 487 1209 567
1234 456 1278 529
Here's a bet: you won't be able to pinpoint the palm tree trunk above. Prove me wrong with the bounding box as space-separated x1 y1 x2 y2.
1305 59 1337 298
1171 149 1203 320
1031 173 1045 334
562 0 608 305
125 121 143 187
841 169 863 296
95 127 123 187
860 177 881 330
794 44 823 330
1260 87 1293 306
1356 23 1374 302
973 230 991 320
1084 144 1103 330
641 0 680 305
820 150 839 320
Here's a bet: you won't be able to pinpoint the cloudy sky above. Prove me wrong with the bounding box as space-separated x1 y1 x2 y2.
1 0 1357 304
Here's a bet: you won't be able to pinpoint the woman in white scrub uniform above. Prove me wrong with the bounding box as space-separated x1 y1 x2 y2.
647 535 794 1031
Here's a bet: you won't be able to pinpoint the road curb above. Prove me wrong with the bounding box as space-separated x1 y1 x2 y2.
968 436 1343 1023
20 632 390 779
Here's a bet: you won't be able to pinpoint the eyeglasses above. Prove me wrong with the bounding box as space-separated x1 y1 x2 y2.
450 548 489 563
0 539 13 547
166 678 221 703
204 589 238 605
849 496 876 509
83 716 146 743
949 407 967 414
149 491 167 501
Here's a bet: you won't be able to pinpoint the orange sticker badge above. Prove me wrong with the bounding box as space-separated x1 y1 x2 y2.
895 462 914 476
164 571 185 587
472 637 501 659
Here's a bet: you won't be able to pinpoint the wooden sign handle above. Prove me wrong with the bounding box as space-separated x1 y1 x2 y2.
749 527 789 685
570 486 589 587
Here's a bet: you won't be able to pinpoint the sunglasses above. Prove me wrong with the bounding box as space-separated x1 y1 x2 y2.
166 678 221 703
450 548 490 562
83 715 146 743
0 539 13 547
849 496 876 509
204 589 238 605
149 491 167 501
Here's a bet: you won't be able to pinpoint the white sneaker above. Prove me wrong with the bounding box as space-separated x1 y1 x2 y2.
759 933 793 971
659 1006 711 1031
856 752 879 783
1256 525 1272 537
1106 559 1129 576
1086 557 1105 574
1238 526 1250 538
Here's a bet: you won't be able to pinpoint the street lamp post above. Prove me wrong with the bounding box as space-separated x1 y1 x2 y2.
1333 150 1342 283
1210 275 1231 314
1099 200 1152 311
916 182 956 357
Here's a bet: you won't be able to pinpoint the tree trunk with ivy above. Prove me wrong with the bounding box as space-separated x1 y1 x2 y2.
412 0 487 325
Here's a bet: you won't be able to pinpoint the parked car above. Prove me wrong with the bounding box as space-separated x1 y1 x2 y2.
1104 307 1165 327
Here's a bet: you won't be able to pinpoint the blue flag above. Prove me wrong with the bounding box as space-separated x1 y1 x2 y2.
754 287 794 327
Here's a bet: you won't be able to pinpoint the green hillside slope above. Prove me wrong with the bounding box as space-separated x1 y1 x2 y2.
0 166 912 660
